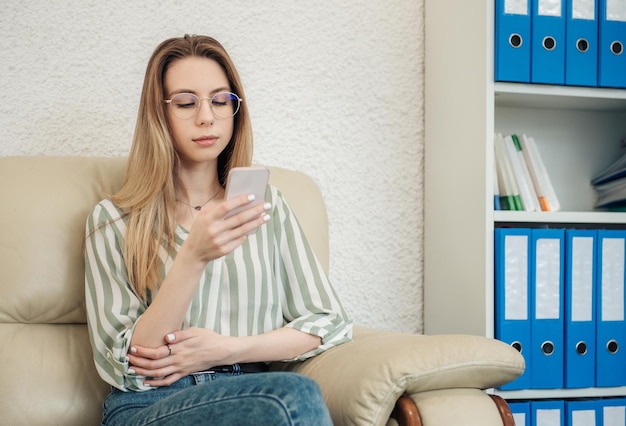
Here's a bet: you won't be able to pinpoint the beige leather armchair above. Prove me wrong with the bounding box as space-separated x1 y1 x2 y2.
0 157 524 425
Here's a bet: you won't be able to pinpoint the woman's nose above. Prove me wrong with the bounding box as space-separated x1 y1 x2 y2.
196 98 215 125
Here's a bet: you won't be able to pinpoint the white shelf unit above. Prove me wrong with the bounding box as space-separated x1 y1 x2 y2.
424 0 626 400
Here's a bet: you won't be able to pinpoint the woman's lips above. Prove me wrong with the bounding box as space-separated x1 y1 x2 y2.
193 135 217 147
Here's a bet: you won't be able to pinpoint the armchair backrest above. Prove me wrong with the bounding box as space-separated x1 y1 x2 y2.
0 156 329 425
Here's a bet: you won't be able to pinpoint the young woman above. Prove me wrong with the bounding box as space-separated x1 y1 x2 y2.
85 34 352 425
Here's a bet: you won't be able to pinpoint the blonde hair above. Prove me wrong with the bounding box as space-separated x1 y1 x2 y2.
112 35 253 301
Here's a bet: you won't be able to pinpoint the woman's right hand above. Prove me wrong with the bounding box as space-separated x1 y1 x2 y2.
184 194 271 262
128 328 233 387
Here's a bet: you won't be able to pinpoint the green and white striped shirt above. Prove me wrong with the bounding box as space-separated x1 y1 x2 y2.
85 185 352 391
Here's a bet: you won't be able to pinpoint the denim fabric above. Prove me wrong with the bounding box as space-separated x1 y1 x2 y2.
102 371 332 426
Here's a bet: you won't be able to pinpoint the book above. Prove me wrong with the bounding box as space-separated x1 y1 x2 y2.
494 161 502 210
593 175 626 208
511 134 542 211
504 134 541 211
519 134 561 212
591 149 626 186
494 133 523 210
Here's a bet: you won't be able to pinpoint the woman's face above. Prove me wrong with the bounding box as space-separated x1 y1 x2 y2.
164 56 235 168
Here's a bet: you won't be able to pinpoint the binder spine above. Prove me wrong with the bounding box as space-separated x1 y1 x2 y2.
495 227 532 390
565 0 599 86
530 228 565 389
532 399 565 425
495 0 532 82
599 0 626 88
531 0 567 84
596 230 626 387
564 229 597 388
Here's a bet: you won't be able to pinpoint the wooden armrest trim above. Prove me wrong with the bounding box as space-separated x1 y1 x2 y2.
392 393 514 426
391 394 423 426
489 394 515 426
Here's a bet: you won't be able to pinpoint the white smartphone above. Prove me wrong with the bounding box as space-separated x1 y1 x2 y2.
224 166 270 233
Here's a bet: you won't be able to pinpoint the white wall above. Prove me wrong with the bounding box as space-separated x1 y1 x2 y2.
0 0 425 333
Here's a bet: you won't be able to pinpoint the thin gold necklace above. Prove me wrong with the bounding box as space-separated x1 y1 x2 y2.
176 188 221 211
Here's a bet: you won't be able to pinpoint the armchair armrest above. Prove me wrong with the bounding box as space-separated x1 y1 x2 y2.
270 326 524 425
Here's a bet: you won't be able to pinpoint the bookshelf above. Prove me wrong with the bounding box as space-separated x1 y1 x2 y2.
424 0 626 400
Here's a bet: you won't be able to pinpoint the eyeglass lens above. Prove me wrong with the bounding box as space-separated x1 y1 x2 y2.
168 92 240 119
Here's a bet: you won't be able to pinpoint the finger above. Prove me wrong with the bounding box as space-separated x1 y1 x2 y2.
129 345 158 360
225 202 271 233
210 194 255 222
165 332 177 343
215 218 265 246
129 344 170 360
223 195 270 221
165 328 196 344
128 354 166 370
144 372 184 387
237 211 271 235
226 193 257 211
130 363 176 380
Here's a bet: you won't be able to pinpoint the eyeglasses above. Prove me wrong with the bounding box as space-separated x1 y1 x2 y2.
163 92 242 120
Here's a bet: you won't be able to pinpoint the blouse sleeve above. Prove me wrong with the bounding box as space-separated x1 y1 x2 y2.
84 200 151 392
269 187 353 361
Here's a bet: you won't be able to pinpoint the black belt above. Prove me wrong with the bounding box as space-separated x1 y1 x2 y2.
210 362 269 374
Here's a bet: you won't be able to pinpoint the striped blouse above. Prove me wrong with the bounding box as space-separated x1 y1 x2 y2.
84 185 353 392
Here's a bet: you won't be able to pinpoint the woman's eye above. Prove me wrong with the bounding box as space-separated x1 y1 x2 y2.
212 93 236 108
172 94 198 108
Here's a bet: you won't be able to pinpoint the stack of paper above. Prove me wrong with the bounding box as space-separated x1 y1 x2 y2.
591 150 626 209
494 133 561 212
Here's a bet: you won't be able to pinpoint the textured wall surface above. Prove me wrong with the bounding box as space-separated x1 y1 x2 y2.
0 0 425 333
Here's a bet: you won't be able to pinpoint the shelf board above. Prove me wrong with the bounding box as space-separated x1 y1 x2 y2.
494 386 626 400
494 210 626 225
494 83 626 111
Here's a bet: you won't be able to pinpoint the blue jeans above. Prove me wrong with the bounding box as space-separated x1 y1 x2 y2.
101 370 333 426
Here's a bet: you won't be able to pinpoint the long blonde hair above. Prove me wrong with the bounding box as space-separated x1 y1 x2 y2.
112 35 253 301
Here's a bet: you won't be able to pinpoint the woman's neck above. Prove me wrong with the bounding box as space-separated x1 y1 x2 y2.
176 163 222 206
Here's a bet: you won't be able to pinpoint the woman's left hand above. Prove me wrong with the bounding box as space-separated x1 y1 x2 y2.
127 327 234 387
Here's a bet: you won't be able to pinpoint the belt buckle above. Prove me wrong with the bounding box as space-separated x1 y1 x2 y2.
210 364 237 373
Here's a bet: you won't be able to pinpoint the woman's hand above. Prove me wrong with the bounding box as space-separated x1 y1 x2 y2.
128 327 321 387
128 327 235 387
184 194 271 263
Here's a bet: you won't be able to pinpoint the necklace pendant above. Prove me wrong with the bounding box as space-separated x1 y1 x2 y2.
177 187 221 212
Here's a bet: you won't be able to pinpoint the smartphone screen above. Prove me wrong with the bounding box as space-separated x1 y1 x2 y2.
224 166 270 232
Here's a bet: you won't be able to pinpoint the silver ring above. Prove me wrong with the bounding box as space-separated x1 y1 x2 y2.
167 344 172 356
